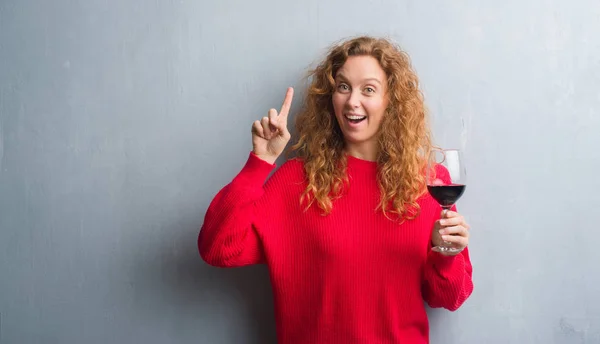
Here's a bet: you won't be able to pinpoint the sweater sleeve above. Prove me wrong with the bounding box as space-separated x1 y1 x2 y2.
421 162 473 310
198 152 276 268
422 245 474 311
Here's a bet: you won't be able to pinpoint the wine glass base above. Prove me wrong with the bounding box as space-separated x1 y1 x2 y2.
431 245 462 254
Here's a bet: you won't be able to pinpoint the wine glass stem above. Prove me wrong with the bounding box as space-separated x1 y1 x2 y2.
441 207 451 247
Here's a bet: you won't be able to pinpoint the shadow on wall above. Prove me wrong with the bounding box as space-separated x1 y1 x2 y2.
127 220 277 344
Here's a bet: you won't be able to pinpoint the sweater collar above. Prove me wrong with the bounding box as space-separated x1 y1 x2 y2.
346 154 378 174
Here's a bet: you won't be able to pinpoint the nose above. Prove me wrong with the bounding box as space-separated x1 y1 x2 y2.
346 90 361 109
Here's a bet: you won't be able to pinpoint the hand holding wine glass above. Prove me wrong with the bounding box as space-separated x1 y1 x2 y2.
427 149 470 255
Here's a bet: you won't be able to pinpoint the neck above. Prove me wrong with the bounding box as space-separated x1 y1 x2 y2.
344 141 378 162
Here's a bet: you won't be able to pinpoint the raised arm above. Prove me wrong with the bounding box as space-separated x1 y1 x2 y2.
198 88 294 267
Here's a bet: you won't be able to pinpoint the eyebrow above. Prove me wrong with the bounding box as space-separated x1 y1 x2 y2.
336 73 383 86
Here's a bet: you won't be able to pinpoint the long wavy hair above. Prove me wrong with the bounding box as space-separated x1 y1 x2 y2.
290 36 433 221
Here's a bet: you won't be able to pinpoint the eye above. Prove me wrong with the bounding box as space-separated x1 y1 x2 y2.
365 87 376 93
337 83 350 92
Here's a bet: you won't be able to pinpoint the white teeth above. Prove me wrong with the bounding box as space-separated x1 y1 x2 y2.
346 115 366 120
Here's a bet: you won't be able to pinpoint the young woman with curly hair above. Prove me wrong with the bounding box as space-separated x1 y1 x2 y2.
199 36 473 344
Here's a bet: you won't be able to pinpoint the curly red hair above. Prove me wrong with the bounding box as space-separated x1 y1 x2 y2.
290 36 433 221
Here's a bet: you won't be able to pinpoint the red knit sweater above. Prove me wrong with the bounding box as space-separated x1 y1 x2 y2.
199 152 473 344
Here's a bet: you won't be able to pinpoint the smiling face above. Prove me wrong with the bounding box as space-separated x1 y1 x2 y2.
332 55 389 161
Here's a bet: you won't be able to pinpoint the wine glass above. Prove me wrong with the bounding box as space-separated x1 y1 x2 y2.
426 148 467 253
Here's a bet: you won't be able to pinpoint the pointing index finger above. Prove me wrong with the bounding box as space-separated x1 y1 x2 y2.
279 87 294 119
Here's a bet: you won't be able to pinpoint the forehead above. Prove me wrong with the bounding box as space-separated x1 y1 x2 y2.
336 55 386 82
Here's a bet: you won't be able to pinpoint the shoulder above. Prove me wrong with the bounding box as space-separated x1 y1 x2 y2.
278 156 305 172
266 156 306 186
258 157 306 210
431 163 451 184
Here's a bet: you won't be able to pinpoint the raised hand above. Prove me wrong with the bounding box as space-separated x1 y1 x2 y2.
251 87 294 164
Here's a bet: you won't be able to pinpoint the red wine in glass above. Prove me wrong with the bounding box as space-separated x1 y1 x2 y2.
426 149 466 253
427 184 466 208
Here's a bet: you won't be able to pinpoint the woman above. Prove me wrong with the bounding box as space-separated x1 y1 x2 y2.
199 36 473 344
